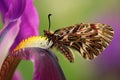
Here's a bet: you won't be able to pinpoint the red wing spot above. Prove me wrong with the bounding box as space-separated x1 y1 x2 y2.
90 24 98 33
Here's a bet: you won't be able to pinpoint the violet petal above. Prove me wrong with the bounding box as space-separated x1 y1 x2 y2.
0 0 11 22
0 0 27 69
10 0 39 50
11 48 66 80
12 71 23 80
0 19 21 69
0 0 26 23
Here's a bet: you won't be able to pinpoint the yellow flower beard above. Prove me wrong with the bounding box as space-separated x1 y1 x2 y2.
13 36 53 52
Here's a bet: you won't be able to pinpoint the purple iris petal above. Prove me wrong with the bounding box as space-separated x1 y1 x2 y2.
0 0 26 69
0 0 61 80
0 0 26 23
0 19 20 69
10 0 39 50
12 71 23 80
5 0 26 22
0 0 11 22
11 48 66 80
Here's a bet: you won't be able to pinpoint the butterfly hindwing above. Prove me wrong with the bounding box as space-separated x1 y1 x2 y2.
56 45 74 62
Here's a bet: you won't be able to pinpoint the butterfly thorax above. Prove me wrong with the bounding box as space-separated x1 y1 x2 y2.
44 29 75 62
44 30 62 46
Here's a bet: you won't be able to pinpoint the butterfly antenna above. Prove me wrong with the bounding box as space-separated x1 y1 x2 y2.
48 14 52 31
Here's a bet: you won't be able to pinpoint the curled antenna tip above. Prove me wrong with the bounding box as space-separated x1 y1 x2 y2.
48 14 52 17
48 14 52 31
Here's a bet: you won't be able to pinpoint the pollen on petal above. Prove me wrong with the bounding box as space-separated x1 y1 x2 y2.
13 36 53 52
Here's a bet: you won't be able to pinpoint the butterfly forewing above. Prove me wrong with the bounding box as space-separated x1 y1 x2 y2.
53 23 114 60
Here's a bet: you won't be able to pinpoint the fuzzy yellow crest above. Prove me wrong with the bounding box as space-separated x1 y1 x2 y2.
14 36 53 52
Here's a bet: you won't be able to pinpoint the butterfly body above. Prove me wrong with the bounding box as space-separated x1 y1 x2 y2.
44 23 114 62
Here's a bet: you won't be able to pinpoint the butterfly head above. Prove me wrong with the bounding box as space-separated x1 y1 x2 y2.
44 30 53 40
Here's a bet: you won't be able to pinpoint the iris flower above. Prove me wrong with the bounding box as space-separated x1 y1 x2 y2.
0 0 65 80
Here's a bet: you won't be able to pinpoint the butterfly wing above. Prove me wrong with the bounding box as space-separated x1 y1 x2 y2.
55 23 114 60
56 45 74 62
71 23 114 59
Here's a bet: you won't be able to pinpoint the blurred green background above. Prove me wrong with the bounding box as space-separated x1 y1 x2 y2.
12 0 119 80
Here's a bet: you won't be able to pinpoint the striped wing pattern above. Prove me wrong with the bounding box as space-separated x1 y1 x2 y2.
54 23 114 61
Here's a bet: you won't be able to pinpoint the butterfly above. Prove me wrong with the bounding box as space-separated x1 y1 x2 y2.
44 14 114 63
